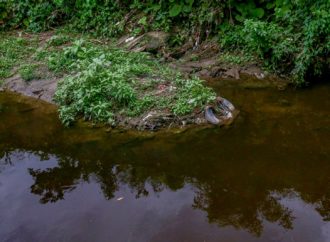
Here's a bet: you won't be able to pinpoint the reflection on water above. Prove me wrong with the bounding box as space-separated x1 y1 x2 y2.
0 84 330 242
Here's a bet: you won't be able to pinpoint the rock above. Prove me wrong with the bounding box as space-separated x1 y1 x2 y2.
119 31 170 54
255 72 265 79
241 65 265 79
196 69 210 77
183 59 217 69
138 111 175 130
3 74 58 103
210 66 225 77
123 35 145 50
132 46 146 52
170 64 194 74
145 31 170 52
223 68 240 79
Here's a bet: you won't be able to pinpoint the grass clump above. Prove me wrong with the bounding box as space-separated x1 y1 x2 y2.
52 39 215 126
172 77 216 115
46 34 70 47
0 34 37 82
19 64 43 81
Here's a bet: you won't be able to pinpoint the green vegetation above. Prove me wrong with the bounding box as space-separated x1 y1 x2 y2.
0 34 37 82
219 52 254 65
51 39 215 126
19 64 43 81
0 32 215 126
1 0 328 85
1 0 329 127
219 4 330 84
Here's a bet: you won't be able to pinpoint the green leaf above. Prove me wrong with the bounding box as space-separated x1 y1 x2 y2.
169 4 182 17
266 2 275 9
183 5 192 13
251 8 265 19
235 15 244 22
138 16 147 26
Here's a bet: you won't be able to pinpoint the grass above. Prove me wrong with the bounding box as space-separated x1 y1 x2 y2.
19 64 44 81
0 33 38 83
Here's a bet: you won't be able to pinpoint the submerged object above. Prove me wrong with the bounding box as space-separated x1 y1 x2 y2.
205 96 237 125
205 106 220 125
217 96 235 112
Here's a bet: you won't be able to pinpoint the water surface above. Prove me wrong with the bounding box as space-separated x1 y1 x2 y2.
0 84 330 242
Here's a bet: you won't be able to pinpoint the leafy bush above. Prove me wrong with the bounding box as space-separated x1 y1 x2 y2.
219 0 330 84
52 39 214 126
0 0 69 31
1 0 328 84
173 77 215 115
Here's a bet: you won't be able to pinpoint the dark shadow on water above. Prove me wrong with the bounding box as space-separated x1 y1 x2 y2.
0 84 330 241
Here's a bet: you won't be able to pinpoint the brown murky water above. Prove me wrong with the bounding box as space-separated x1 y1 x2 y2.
0 83 330 242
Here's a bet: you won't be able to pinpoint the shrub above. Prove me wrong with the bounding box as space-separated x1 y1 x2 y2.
1 0 329 84
219 0 330 85
51 38 215 126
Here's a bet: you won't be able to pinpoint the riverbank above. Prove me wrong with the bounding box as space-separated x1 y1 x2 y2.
0 29 288 130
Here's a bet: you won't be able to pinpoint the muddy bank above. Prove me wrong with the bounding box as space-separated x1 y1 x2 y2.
119 32 290 88
2 74 58 103
0 31 291 131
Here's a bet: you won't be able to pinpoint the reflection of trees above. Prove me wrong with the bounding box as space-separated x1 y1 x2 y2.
27 158 185 202
23 151 297 237
193 184 293 236
94 161 118 200
0 150 13 168
2 137 330 238
316 199 330 221
28 158 81 203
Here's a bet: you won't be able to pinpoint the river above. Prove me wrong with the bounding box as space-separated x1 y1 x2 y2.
0 83 329 242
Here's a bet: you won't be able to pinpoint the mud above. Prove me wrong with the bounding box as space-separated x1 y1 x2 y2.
2 74 58 103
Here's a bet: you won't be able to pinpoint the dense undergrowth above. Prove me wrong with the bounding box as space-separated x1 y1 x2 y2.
50 38 215 126
1 0 329 85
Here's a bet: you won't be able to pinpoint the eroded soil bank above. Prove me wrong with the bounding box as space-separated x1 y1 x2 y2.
0 30 290 130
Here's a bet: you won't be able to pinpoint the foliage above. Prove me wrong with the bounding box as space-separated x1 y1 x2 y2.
0 0 69 32
172 77 216 115
0 34 37 82
219 52 254 65
19 64 41 81
219 0 330 84
1 0 329 84
51 38 214 126
46 34 70 47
